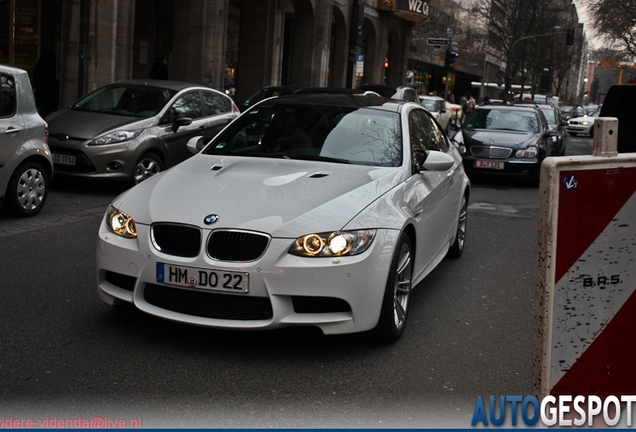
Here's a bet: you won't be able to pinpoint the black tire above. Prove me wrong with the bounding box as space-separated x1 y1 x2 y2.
131 152 163 186
1 161 49 218
375 233 414 343
446 193 468 259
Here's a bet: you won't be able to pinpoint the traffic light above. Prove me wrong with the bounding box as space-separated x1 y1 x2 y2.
496 70 505 87
566 28 575 46
444 50 457 69
384 59 389 69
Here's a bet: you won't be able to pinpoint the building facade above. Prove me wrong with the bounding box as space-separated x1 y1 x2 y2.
1 0 433 109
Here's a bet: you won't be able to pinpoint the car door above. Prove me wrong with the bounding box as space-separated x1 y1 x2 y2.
153 90 233 167
404 107 462 279
200 90 237 139
0 72 25 184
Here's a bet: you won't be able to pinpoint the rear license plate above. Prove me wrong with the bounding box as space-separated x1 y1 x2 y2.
156 262 249 293
475 160 504 170
52 153 76 165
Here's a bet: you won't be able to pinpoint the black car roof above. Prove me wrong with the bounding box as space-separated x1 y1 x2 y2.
256 92 401 110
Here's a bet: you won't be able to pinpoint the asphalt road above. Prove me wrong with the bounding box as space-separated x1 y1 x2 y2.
0 136 593 428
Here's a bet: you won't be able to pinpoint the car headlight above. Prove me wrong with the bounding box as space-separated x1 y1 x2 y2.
288 229 376 257
105 205 137 238
516 145 539 158
89 129 142 146
580 121 590 126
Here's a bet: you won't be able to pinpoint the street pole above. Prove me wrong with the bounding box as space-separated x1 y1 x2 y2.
444 28 453 102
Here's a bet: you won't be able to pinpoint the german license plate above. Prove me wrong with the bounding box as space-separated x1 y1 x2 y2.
156 262 249 293
52 153 76 165
475 160 504 170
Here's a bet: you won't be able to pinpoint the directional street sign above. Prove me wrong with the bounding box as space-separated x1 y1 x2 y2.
427 38 449 47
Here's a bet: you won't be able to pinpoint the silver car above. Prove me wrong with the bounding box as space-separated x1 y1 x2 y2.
46 80 239 185
0 64 53 217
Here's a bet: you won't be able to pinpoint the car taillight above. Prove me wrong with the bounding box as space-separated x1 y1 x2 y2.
43 121 49 143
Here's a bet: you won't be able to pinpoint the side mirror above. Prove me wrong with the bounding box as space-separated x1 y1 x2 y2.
418 150 455 172
172 116 193 132
187 136 207 154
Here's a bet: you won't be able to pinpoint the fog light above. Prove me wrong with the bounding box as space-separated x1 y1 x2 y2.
106 162 123 171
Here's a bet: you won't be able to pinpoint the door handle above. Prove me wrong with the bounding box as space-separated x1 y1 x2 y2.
4 127 22 134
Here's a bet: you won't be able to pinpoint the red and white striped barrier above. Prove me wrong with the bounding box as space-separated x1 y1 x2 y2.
534 117 636 399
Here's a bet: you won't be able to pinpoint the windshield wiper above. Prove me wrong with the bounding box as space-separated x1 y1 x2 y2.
288 154 351 164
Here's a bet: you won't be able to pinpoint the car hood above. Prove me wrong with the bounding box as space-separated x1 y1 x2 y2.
115 155 405 237
46 108 154 139
462 129 538 148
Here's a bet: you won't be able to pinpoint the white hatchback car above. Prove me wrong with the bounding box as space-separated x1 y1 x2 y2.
419 95 452 131
0 64 53 217
96 93 470 342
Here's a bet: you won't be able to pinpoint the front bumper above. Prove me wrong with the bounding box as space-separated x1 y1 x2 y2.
96 220 399 335
566 124 592 135
48 136 140 181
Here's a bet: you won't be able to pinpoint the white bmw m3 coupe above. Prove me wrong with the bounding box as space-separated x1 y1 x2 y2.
96 92 470 342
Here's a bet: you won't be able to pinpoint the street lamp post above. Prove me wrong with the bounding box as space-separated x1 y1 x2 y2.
581 77 588 104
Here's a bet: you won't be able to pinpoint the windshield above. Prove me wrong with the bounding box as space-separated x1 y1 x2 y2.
203 104 403 167
420 99 438 112
540 108 556 124
465 108 539 133
70 84 176 118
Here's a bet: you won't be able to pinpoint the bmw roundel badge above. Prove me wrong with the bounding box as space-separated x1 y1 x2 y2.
204 214 219 225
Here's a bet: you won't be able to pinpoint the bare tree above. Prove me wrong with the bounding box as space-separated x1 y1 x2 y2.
471 0 581 100
587 0 636 57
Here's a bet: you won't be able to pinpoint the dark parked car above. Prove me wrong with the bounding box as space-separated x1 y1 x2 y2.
530 103 567 155
0 64 53 217
46 79 239 185
599 85 636 153
453 104 557 182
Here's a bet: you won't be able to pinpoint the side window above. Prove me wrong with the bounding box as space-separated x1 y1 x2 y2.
409 109 448 168
171 91 203 119
202 91 230 115
0 74 16 117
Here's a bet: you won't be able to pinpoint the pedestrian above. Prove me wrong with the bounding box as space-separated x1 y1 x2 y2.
33 49 60 117
468 94 476 113
459 92 469 115
148 55 169 79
